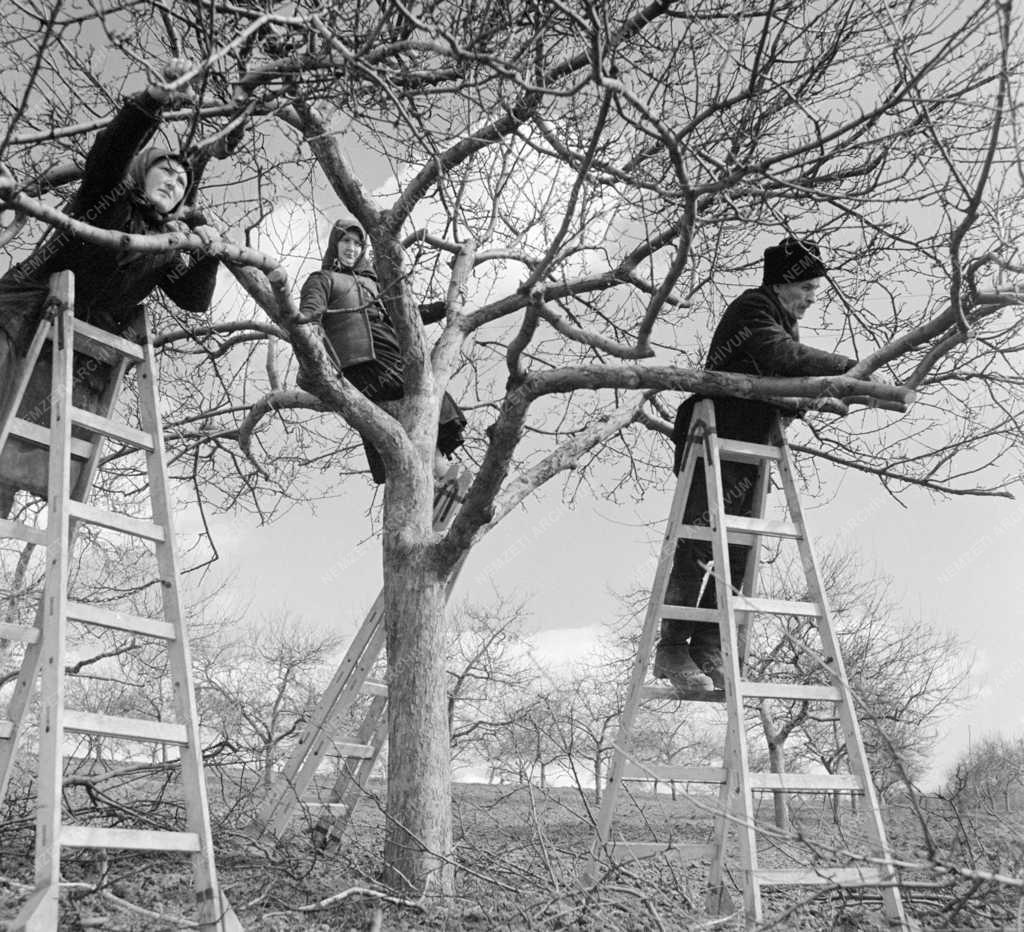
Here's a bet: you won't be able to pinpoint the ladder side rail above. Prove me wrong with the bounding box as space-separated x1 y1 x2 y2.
0 351 131 804
259 470 472 837
262 612 387 837
736 445 771 666
11 293 77 931
588 413 712 871
772 425 907 924
700 398 763 920
136 324 235 930
706 714 742 915
312 692 389 847
0 314 52 459
316 539 474 844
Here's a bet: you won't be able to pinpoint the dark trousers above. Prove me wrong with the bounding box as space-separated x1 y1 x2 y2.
661 396 775 651
661 457 761 650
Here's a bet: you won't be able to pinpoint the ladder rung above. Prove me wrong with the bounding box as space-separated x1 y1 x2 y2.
678 524 764 548
0 518 47 546
67 600 175 640
63 710 188 745
739 681 842 701
715 438 782 462
659 605 721 624
71 319 145 362
621 763 726 783
0 720 12 740
303 802 348 815
70 407 154 451
733 595 822 617
0 622 40 644
9 417 94 459
724 515 802 540
748 772 863 793
609 841 718 860
333 742 376 759
62 825 200 852
67 500 165 542
757 866 889 886
639 684 725 703
361 680 388 697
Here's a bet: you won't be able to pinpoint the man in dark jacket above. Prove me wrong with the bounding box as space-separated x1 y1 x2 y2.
0 59 220 507
655 237 863 694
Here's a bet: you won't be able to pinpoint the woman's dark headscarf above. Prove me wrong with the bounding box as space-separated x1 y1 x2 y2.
322 216 373 273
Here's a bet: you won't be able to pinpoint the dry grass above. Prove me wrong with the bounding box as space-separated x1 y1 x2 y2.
1 764 1022 930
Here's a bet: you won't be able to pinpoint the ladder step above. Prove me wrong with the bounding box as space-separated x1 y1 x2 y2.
748 772 863 793
0 720 12 740
0 517 47 546
639 684 725 703
757 866 889 886
67 600 175 640
739 681 842 701
608 841 718 860
723 515 802 540
9 417 94 459
63 710 188 745
70 407 154 451
621 763 726 783
361 680 388 697
659 605 721 624
0 622 40 644
66 500 165 542
72 319 145 362
62 825 201 852
733 595 822 617
715 437 782 462
678 524 765 548
333 742 376 759
303 802 348 815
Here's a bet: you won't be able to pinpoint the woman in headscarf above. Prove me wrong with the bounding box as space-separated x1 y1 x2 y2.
299 217 467 483
0 59 221 504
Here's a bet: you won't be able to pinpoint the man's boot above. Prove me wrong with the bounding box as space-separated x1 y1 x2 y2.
653 642 714 693
689 642 726 690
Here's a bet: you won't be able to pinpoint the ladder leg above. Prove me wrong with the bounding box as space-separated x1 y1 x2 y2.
136 331 241 931
701 402 762 921
706 716 740 916
585 417 711 882
772 424 907 926
10 302 76 931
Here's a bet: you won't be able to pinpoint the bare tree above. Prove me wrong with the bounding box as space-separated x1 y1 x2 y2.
0 0 1021 895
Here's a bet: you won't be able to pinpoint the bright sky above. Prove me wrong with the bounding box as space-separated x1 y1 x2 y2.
196 420 1024 790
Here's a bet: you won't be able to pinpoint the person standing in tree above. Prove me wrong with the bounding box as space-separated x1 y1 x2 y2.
298 216 467 483
0 58 222 509
655 237 878 694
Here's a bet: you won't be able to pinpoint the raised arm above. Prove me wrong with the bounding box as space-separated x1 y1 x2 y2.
72 59 196 217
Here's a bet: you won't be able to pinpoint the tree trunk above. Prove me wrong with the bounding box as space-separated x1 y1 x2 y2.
767 740 790 831
382 531 454 896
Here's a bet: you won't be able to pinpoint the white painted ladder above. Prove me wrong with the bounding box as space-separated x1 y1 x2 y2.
0 272 241 930
255 464 473 847
590 397 908 927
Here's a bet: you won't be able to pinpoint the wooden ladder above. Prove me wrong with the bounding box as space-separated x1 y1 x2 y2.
589 398 908 927
255 464 473 847
0 272 241 931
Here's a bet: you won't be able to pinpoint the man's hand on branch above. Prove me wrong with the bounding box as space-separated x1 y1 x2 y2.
148 58 197 106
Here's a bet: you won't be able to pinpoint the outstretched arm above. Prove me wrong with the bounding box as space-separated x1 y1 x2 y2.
73 59 196 216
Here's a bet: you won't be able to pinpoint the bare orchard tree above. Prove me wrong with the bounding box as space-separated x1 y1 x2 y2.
0 0 1021 896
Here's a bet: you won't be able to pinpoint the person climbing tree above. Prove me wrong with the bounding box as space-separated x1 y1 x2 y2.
0 58 222 510
298 216 467 483
655 237 881 694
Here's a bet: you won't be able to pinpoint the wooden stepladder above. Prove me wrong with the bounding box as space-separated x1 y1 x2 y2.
0 273 241 931
255 465 473 847
590 398 907 927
